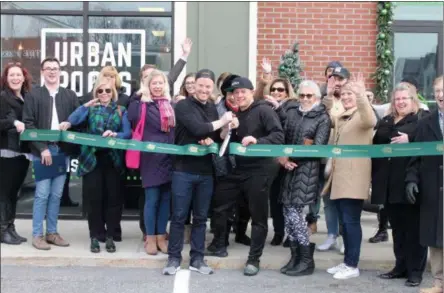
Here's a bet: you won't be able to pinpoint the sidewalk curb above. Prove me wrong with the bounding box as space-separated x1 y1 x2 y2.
0 255 397 271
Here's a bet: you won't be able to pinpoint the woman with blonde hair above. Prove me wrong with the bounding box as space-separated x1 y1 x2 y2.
371 83 429 287
323 74 377 280
65 76 132 253
128 69 176 255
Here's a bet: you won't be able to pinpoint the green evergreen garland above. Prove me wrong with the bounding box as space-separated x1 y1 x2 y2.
278 42 303 90
373 1 394 102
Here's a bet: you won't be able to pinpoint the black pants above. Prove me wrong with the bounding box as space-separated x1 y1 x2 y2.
0 156 29 225
269 169 285 236
386 203 428 279
83 153 123 239
212 171 274 263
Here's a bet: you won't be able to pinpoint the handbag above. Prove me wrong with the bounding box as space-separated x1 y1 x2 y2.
125 102 147 169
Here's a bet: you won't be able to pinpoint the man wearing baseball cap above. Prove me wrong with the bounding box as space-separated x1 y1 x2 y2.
163 69 234 276
210 76 284 276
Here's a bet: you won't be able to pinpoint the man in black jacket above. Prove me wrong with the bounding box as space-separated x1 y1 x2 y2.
22 57 79 251
162 69 234 276
210 77 284 276
406 75 443 293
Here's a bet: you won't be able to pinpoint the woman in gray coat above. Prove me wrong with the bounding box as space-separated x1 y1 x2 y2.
277 80 331 277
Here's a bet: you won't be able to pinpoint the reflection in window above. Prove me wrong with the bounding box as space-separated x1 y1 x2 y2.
393 2 443 21
88 1 172 12
1 14 83 93
394 32 438 102
1 1 83 11
88 17 172 95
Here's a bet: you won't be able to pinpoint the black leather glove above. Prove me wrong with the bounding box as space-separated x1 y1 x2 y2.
405 182 419 204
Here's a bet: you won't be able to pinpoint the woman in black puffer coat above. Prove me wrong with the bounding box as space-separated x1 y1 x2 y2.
277 80 331 277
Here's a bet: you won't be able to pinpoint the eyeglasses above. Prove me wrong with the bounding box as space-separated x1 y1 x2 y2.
42 67 60 72
97 88 112 94
271 87 286 93
394 97 411 102
8 62 22 66
299 93 314 99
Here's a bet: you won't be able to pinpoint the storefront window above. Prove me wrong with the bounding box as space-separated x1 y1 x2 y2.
394 32 439 102
1 1 83 11
88 1 172 12
1 5 173 218
88 16 172 96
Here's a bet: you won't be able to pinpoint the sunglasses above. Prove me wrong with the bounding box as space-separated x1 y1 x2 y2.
271 87 286 93
299 94 314 99
97 88 112 94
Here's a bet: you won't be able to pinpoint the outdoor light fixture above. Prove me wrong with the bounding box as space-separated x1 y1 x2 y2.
152 31 165 37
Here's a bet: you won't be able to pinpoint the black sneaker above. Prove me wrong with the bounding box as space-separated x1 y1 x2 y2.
162 259 181 275
189 259 214 275
244 261 260 276
90 238 100 253
105 237 116 253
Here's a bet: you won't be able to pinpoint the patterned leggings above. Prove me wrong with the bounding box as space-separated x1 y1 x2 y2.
283 204 310 246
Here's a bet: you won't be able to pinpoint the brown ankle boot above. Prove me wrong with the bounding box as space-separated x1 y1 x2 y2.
144 236 157 255
157 235 168 254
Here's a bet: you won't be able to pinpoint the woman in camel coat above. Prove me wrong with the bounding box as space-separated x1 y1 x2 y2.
322 75 377 280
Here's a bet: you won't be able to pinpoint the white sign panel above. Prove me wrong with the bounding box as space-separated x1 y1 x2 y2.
41 28 146 96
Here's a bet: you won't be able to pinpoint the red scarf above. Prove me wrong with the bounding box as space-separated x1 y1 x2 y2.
153 97 175 132
225 99 239 112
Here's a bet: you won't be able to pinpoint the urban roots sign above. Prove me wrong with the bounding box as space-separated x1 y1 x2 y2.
21 130 444 159
41 28 146 96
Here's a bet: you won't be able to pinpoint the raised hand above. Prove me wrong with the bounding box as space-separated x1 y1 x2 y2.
261 57 272 74
326 76 336 96
181 38 193 57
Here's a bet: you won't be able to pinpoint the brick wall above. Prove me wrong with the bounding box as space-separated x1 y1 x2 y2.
257 1 378 89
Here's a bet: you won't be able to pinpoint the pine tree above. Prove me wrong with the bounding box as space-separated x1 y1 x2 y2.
278 42 303 90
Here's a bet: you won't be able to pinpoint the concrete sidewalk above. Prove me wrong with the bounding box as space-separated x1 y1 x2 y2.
1 214 401 271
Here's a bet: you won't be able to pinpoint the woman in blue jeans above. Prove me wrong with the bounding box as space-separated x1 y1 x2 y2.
322 75 377 280
128 69 175 255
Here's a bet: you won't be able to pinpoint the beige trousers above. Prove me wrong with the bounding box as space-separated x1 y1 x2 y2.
430 247 443 288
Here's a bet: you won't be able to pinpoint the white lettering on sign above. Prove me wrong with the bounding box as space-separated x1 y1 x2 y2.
41 29 146 97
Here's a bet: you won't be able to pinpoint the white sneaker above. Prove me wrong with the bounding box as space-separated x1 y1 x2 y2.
327 263 346 275
317 235 337 251
333 265 360 280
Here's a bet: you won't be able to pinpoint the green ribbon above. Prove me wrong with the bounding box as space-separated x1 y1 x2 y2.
21 130 444 158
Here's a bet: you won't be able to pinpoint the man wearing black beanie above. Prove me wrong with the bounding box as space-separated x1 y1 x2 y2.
162 69 234 276
210 76 284 276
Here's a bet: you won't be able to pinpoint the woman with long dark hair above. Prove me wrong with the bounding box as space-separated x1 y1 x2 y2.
0 62 32 244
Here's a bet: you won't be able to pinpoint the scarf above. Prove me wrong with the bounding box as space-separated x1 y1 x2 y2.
153 97 175 132
225 98 239 112
299 101 320 113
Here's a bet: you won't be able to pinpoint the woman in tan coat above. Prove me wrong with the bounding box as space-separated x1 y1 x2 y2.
322 74 377 280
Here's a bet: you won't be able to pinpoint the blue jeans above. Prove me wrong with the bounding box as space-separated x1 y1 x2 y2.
168 171 213 263
144 183 171 236
323 192 339 236
335 198 364 268
32 146 67 237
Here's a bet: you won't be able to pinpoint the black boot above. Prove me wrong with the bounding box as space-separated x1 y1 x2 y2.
271 233 284 246
283 237 290 247
1 224 21 245
8 222 27 242
369 209 388 243
285 243 315 276
280 241 300 274
205 230 228 258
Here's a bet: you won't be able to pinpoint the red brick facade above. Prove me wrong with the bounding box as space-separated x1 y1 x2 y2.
257 1 378 88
